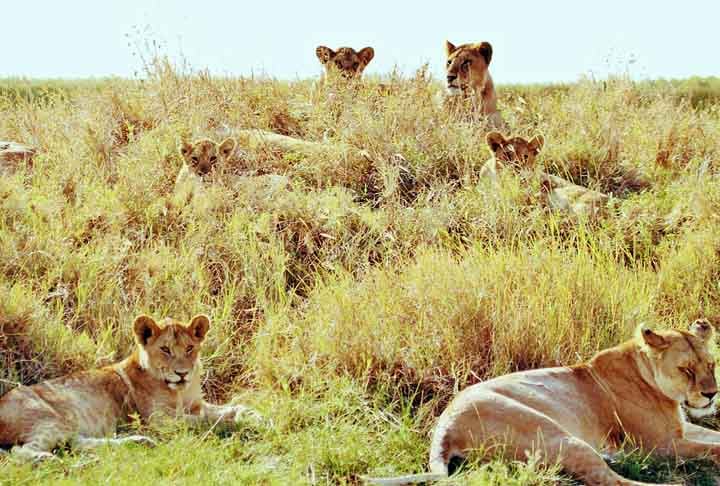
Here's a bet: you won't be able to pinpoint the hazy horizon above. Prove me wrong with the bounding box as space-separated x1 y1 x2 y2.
2 1 718 83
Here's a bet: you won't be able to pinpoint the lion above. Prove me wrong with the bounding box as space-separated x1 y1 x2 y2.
315 46 375 80
480 131 609 220
365 319 720 486
479 131 545 182
444 40 503 128
173 138 237 201
0 314 261 462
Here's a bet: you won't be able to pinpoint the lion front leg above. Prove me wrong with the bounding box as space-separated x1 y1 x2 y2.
74 435 157 450
683 422 720 444
200 401 265 426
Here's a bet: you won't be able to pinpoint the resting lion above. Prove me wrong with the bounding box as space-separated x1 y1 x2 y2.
444 40 503 128
481 131 609 220
365 319 719 486
0 314 261 462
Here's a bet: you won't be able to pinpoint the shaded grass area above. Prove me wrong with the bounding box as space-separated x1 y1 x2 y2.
2 61 720 484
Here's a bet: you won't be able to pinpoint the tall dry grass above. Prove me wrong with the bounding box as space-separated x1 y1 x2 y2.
1 60 720 483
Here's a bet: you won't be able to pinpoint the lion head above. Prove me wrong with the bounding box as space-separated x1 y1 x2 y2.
445 40 492 96
133 314 210 390
486 131 544 169
315 46 375 79
180 138 236 177
640 319 718 418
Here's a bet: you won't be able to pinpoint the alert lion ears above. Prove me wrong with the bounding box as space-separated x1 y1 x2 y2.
358 47 375 65
689 318 714 342
475 42 492 65
316 46 335 64
528 135 545 154
134 315 160 346
218 138 236 159
485 131 506 153
188 314 210 342
640 326 670 350
446 40 492 65
445 40 457 57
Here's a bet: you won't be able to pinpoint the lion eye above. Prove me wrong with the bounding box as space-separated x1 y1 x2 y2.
446 60 452 67
160 346 172 356
209 156 217 163
461 60 472 71
186 345 194 355
191 156 199 164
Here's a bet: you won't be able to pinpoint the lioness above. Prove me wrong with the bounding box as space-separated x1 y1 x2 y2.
365 319 720 486
444 40 503 128
315 46 375 80
0 314 260 462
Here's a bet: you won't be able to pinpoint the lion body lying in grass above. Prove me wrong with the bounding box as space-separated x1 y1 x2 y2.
366 320 720 486
481 131 610 220
0 314 260 462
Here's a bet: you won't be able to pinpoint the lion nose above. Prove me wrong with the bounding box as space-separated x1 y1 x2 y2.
702 391 717 400
176 371 189 379
447 75 457 84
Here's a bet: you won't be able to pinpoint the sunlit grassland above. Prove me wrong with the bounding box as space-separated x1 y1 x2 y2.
1 61 720 484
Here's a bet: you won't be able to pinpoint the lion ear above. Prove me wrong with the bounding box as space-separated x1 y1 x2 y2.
134 315 160 346
529 134 545 154
690 318 714 342
486 131 506 154
189 314 210 342
475 42 493 65
445 40 457 57
218 138 236 159
316 46 335 64
358 47 375 66
640 327 670 350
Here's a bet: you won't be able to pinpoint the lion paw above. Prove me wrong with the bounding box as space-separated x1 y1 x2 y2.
120 435 157 448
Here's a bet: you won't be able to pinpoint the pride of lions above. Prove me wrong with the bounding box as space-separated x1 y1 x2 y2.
1 40 717 486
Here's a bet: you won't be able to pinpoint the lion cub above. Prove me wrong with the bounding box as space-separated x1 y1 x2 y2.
366 319 717 486
173 138 236 201
315 46 375 80
481 131 609 220
0 314 261 462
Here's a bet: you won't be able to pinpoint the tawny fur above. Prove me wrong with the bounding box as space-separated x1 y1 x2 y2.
0 314 260 462
480 131 610 220
365 319 719 486
315 45 375 80
444 40 503 128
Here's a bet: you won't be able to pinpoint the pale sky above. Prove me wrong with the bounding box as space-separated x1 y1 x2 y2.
2 1 718 83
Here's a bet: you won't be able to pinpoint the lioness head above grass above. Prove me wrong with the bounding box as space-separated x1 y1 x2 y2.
445 40 493 96
315 46 375 79
180 138 236 176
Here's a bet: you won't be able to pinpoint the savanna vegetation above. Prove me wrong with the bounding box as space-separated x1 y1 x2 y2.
1 58 720 484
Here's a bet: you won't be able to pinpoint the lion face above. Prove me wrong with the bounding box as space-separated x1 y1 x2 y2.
445 40 492 95
180 138 236 176
133 314 210 390
315 46 375 79
486 131 544 169
642 319 718 417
